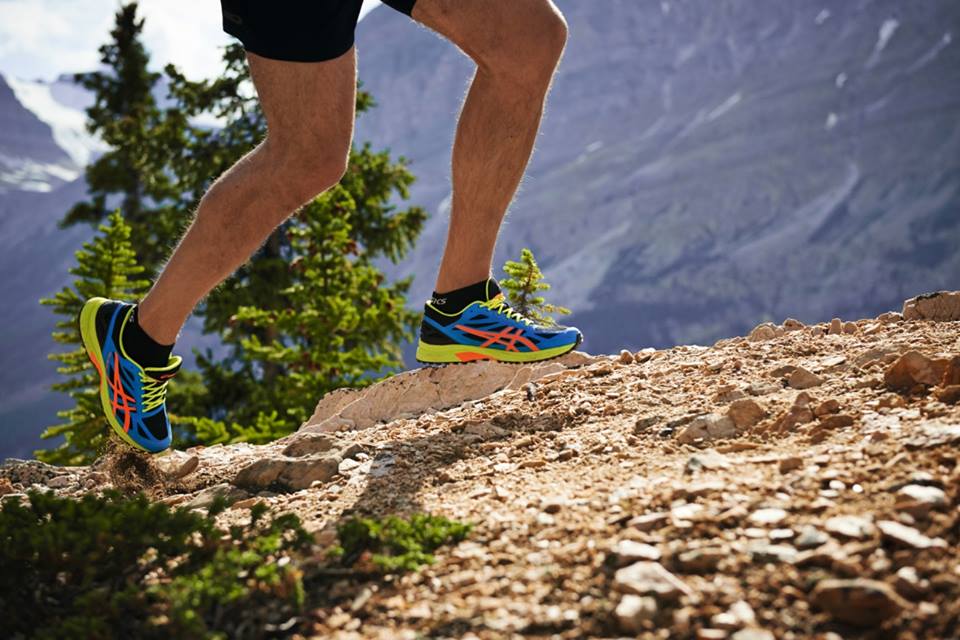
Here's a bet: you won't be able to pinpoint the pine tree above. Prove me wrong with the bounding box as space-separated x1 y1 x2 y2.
500 248 571 326
60 2 181 274
37 210 150 464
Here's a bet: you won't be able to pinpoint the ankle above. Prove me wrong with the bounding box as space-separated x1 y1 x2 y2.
121 305 176 368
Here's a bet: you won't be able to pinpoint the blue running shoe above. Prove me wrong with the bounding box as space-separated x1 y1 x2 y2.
78 298 180 453
416 279 582 364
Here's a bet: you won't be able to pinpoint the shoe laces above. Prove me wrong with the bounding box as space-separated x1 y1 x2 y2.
139 372 171 413
480 294 535 326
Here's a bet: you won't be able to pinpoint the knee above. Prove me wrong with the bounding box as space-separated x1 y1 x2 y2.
267 138 350 205
481 5 568 89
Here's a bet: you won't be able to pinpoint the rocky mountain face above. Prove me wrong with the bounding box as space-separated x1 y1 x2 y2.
354 0 960 352
3 291 959 637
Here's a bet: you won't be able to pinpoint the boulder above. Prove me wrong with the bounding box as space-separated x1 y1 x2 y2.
884 351 947 390
902 291 960 321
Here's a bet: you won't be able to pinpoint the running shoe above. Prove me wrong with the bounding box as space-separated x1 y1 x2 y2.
416 280 582 364
78 298 180 453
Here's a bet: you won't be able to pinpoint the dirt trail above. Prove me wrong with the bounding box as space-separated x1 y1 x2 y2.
3 292 959 639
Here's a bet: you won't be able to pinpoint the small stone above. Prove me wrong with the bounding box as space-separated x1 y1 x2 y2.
183 483 248 510
615 595 657 633
783 318 805 331
282 434 336 457
629 512 670 532
542 497 566 514
676 414 736 444
613 561 694 601
895 484 948 516
746 382 779 396
795 526 828 549
731 630 774 640
675 547 726 573
787 367 824 390
877 311 903 323
825 515 876 540
46 475 75 489
748 508 788 526
814 399 840 416
0 478 14 496
877 520 947 549
829 318 843 335
884 351 946 391
894 566 929 600
778 456 803 473
615 540 662 564
936 385 960 404
619 349 635 364
727 399 766 430
941 356 960 386
842 321 858 334
811 578 909 627
748 542 798 564
818 414 855 430
748 323 777 342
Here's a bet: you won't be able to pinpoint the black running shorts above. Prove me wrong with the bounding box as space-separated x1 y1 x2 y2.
220 1 417 62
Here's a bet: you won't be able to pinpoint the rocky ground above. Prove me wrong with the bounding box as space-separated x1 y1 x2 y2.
3 291 960 639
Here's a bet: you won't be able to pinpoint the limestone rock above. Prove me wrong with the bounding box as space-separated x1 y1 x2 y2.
619 349 635 364
902 291 960 322
829 318 843 335
183 483 248 510
676 414 736 444
895 485 947 517
825 515 876 540
811 579 909 627
727 399 766 430
234 454 340 491
282 434 337 457
155 451 199 479
787 367 824 390
937 385 960 404
748 323 778 342
300 351 597 432
613 561 694 601
884 351 947 390
941 356 960 386
782 318 805 331
614 540 662 564
615 595 657 632
877 520 948 550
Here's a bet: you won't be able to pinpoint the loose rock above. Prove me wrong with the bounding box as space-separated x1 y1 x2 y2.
884 351 946 391
811 579 909 627
727 399 766 430
613 561 695 601
615 595 657 633
676 414 736 444
902 290 960 321
787 367 824 390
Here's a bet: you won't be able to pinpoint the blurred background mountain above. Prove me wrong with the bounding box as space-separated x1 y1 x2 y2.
1 0 958 458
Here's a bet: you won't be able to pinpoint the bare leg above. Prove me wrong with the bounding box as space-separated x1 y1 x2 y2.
412 0 568 293
138 49 358 344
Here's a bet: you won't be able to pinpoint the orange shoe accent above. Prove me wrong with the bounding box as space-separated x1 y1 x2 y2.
109 352 137 433
454 324 539 352
455 351 492 362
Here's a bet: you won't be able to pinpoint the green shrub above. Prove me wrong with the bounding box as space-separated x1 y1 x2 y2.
0 491 311 639
331 514 473 572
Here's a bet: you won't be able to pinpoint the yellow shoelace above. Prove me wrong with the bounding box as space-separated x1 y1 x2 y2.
479 295 534 326
139 372 171 413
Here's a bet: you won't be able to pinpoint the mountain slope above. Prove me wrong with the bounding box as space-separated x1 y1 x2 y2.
4 293 959 637
354 0 960 352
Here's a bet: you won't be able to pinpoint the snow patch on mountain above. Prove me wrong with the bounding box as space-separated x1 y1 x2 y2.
4 74 102 167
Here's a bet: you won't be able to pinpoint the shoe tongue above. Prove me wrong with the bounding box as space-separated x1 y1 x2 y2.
484 278 502 301
143 355 182 381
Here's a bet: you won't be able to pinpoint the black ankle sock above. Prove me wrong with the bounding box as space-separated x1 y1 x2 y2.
430 278 500 313
122 306 175 368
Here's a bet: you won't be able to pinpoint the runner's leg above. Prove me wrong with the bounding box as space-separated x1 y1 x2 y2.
138 48 358 344
411 0 568 292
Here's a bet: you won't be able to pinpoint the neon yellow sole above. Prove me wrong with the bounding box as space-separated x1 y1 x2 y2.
415 340 578 364
79 297 146 452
